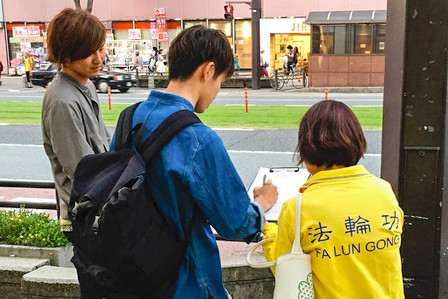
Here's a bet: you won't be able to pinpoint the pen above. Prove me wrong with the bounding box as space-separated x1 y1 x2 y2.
263 174 267 185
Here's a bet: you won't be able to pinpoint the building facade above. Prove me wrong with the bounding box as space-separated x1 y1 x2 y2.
0 0 387 86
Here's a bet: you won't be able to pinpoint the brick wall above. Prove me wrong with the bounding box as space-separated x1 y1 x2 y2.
308 55 385 87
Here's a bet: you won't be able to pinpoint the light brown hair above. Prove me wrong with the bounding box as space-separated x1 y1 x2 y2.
295 100 367 167
46 8 105 67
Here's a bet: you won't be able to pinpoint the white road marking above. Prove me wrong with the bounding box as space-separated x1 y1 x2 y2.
0 144 381 156
0 144 43 147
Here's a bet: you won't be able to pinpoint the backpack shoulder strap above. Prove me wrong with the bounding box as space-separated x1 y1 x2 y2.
135 110 201 162
114 101 142 150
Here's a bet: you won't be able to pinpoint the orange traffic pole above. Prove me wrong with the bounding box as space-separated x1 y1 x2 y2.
325 88 328 100
108 86 111 110
245 87 248 113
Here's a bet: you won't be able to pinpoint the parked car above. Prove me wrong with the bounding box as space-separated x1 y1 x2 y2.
31 64 137 93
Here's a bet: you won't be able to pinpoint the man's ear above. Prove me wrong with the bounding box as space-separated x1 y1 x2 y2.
202 61 216 81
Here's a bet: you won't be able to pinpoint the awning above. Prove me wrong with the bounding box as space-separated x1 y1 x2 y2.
305 10 386 24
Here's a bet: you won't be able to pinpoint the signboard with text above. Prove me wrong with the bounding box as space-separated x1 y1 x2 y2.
154 8 168 43
12 26 41 37
20 42 31 52
128 29 141 40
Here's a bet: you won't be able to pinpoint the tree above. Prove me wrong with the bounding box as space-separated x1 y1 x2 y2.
73 0 93 12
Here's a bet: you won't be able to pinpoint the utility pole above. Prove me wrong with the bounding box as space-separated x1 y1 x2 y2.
382 0 448 296
251 0 261 89
225 0 262 89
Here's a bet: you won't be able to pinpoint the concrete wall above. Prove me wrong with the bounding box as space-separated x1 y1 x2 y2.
3 0 387 22
308 55 385 87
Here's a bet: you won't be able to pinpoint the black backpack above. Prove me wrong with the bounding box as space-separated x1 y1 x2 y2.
68 102 201 298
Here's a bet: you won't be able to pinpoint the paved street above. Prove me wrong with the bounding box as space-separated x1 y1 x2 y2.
0 75 382 220
0 76 384 107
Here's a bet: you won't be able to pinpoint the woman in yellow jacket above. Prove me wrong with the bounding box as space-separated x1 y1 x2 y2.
262 100 404 298
24 53 34 88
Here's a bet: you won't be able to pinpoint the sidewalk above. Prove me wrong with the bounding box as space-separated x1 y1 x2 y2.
0 74 384 94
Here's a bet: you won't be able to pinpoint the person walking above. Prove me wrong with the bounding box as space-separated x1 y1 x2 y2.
41 8 110 243
130 51 143 71
284 45 295 75
108 25 278 299
24 53 34 88
0 59 3 85
262 100 404 298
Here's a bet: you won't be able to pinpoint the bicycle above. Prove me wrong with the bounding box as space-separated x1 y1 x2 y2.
269 67 307 90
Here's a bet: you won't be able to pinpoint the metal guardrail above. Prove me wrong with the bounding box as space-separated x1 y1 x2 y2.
0 180 55 189
0 180 57 210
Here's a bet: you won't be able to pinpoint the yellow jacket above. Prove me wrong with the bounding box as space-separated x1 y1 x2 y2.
25 57 34 72
263 165 404 298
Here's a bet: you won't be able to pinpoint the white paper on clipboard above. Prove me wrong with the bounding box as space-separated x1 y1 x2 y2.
248 167 310 222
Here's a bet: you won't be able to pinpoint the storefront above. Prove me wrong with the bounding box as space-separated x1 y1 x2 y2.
260 18 311 75
107 21 181 70
208 19 253 69
6 23 46 73
305 10 386 87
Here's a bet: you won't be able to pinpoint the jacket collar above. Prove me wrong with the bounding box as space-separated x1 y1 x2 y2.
300 165 372 193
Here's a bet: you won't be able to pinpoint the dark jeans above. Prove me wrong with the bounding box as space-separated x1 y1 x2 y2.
287 61 294 74
25 71 31 83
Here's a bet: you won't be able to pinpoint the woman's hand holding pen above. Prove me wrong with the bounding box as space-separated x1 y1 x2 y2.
253 179 278 213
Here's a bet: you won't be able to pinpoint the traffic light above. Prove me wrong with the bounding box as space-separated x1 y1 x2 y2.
224 5 233 21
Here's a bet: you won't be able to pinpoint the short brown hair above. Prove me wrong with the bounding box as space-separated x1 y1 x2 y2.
168 25 234 81
295 100 367 167
46 8 105 67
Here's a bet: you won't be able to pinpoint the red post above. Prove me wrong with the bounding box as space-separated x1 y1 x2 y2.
325 88 328 100
245 87 248 113
108 86 111 110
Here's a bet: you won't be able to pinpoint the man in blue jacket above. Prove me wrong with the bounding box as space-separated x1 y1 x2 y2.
111 25 278 298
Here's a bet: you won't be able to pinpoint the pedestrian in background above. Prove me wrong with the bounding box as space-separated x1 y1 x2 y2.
0 59 3 85
130 51 143 71
234 53 240 72
24 53 33 88
109 25 278 298
41 8 110 248
262 100 404 298
260 49 269 77
284 45 295 74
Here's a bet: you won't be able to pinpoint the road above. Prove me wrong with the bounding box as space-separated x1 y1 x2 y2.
0 124 382 189
0 85 383 107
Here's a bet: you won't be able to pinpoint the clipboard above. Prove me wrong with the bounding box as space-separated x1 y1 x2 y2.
247 167 310 222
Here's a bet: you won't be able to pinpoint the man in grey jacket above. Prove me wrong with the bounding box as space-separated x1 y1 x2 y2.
41 8 110 240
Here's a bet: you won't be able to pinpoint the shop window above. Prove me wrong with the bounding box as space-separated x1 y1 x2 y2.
209 21 232 49
184 21 206 29
235 20 252 69
334 25 349 55
272 33 311 72
374 24 386 54
354 24 373 54
312 25 334 54
311 23 385 55
312 25 349 55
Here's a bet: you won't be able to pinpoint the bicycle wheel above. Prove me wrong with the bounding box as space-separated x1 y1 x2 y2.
292 71 306 89
269 73 284 89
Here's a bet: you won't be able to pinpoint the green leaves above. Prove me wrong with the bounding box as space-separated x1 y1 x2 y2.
0 207 70 248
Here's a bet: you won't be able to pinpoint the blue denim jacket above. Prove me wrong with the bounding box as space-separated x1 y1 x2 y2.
110 90 265 298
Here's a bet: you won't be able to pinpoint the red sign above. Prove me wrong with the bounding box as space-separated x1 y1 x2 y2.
12 26 41 37
154 8 168 43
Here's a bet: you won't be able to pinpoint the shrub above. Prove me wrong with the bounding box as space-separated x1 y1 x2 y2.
0 207 70 247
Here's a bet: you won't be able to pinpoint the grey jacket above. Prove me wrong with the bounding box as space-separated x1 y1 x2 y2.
41 72 110 230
